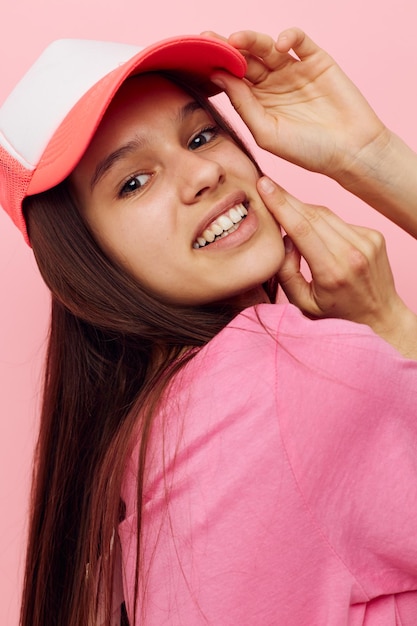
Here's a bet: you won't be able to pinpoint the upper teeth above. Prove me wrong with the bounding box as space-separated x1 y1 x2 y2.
193 203 248 248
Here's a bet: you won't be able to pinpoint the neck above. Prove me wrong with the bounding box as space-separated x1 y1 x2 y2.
223 285 271 310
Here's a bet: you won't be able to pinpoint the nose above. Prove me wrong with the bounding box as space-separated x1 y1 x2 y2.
175 148 225 204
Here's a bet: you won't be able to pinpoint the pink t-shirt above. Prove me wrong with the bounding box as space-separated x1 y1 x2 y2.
119 303 417 625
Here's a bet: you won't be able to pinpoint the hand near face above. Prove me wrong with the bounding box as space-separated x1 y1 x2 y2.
257 176 417 360
206 28 387 185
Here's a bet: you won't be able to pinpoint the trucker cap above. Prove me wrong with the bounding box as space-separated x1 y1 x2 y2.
0 35 247 244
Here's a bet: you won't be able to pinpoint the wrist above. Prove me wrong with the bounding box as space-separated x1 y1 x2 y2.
368 298 417 360
333 125 393 191
333 129 417 238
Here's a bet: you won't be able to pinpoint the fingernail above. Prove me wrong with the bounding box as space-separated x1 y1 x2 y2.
211 75 226 90
258 176 275 194
284 236 294 253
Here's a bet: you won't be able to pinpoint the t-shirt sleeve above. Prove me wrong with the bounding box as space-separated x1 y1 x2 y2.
273 304 417 600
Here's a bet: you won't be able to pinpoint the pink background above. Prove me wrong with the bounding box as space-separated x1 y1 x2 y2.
1 0 416 623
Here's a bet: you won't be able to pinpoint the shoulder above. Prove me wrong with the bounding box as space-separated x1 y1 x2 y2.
270 303 417 387
197 301 376 358
220 302 405 371
225 301 387 345
171 302 417 415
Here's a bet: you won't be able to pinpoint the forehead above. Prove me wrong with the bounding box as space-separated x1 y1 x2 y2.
71 74 204 188
83 74 201 156
101 74 195 128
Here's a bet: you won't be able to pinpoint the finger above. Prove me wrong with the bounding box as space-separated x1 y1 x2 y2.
258 176 381 267
276 236 321 315
302 205 387 264
257 177 339 264
210 71 276 142
201 30 279 84
228 30 280 63
257 177 398 323
201 30 287 78
200 30 228 43
257 177 361 283
257 177 394 313
344 223 387 251
276 235 300 283
276 28 323 61
228 30 295 76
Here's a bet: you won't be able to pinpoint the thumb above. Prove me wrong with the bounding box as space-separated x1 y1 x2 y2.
277 236 301 283
278 236 322 316
211 71 269 138
276 237 309 306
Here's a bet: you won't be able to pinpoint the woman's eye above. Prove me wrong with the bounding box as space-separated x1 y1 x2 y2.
119 173 151 196
189 126 218 151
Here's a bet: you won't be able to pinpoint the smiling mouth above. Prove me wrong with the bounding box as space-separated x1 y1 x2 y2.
193 203 249 249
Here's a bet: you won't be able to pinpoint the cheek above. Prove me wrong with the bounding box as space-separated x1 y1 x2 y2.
101 217 175 284
89 201 159 248
225 144 252 164
211 139 258 176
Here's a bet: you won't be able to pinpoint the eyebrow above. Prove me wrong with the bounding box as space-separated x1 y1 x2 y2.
90 100 204 191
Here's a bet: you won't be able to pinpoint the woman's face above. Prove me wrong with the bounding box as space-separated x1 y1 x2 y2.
70 75 285 306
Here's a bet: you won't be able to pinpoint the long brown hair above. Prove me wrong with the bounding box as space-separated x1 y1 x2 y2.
20 76 276 626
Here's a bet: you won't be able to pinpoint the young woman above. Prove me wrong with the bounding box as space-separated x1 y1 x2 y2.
0 30 416 626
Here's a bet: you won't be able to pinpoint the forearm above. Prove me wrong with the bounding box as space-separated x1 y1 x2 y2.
337 129 417 239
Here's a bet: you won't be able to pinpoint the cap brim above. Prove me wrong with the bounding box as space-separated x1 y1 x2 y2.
27 35 246 196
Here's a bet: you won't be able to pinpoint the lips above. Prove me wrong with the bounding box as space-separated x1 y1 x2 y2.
193 202 248 248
